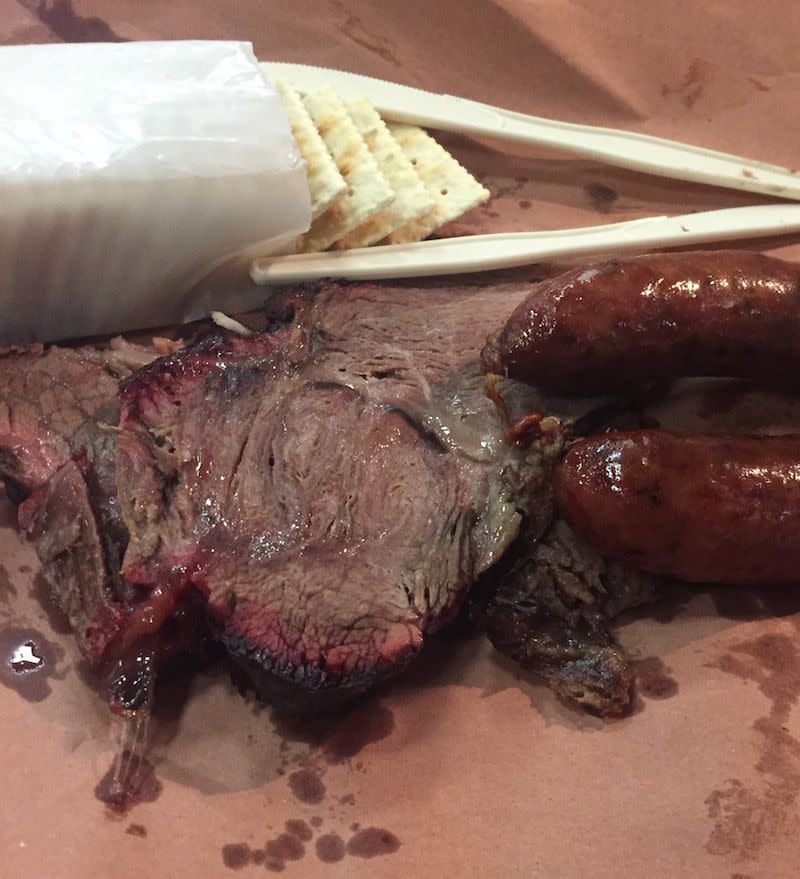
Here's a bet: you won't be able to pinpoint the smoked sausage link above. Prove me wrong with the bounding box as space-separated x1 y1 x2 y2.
482 250 800 394
555 430 800 585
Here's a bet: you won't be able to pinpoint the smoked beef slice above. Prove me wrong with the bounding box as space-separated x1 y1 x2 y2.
0 280 648 714
115 282 551 707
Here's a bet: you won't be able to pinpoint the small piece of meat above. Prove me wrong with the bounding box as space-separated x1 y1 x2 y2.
18 458 125 658
556 429 800 585
482 250 800 394
0 340 155 494
0 343 158 664
473 520 659 715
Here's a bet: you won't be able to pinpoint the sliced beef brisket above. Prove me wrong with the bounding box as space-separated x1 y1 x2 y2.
0 281 653 715
115 282 555 707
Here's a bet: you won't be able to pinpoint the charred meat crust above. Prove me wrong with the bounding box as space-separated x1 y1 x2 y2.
472 520 659 716
222 631 419 713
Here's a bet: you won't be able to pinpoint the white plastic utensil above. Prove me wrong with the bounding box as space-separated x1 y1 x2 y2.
264 62 800 201
252 204 800 283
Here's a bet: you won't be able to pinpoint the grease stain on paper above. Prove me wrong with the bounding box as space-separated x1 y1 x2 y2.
322 701 395 764
316 832 346 863
332 0 400 67
585 182 619 213
16 0 129 42
221 697 401 870
221 843 254 870
265 832 305 864
661 58 707 109
287 767 326 804
704 627 800 861
125 823 147 838
633 656 679 700
285 818 313 841
346 826 402 858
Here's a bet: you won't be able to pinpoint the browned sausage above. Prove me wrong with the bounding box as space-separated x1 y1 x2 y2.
482 250 800 394
554 430 800 585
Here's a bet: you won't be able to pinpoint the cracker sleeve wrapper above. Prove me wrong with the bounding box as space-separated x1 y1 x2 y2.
0 40 310 343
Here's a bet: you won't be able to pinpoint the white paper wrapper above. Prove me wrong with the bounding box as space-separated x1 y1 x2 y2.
0 40 311 342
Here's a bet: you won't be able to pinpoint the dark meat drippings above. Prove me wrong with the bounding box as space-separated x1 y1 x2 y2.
105 587 210 712
472 519 659 715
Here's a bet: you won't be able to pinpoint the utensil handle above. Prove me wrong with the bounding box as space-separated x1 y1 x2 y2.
264 61 800 200
400 94 800 201
252 204 800 283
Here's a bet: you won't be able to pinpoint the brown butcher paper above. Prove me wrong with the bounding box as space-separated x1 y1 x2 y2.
1 3 800 878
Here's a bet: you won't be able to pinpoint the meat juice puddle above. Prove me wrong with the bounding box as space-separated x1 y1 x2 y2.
95 649 162 812
0 623 163 816
1 614 402 857
0 625 60 702
93 638 219 813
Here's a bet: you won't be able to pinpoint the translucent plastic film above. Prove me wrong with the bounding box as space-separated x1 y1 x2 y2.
0 41 311 342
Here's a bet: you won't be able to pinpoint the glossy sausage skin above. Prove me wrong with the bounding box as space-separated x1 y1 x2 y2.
482 250 800 394
555 430 800 585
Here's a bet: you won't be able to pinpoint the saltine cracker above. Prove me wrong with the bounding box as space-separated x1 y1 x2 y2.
384 124 490 244
275 79 346 221
333 97 434 249
300 86 393 252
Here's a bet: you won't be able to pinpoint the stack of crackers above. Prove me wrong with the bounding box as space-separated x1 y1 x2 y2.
275 81 490 252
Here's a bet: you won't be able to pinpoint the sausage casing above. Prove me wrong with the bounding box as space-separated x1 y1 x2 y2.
554 430 800 585
482 250 800 394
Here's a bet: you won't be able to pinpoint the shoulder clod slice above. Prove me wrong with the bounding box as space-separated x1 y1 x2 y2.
300 86 394 252
384 123 490 245
113 280 552 709
332 97 434 250
275 79 346 222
